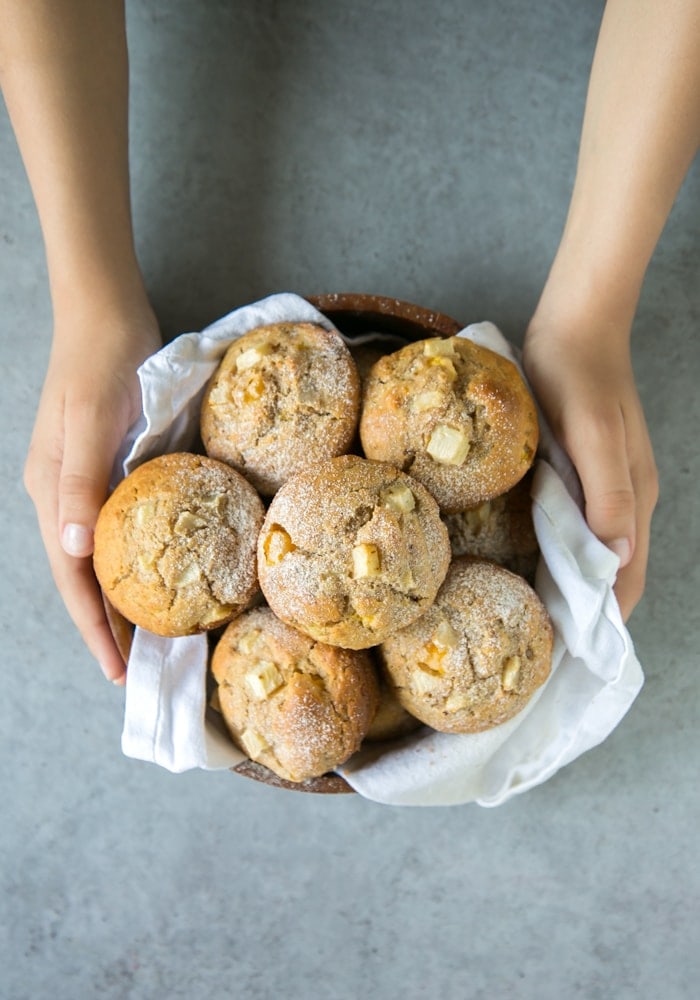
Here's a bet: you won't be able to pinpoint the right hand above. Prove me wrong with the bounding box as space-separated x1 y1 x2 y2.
24 296 161 683
523 315 658 621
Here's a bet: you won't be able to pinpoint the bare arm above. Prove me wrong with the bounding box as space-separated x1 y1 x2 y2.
524 0 700 618
1 0 161 681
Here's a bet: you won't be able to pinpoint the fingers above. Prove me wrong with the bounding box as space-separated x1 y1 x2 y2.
563 395 658 621
58 395 123 557
613 428 659 621
614 535 649 622
57 396 129 678
24 388 127 683
23 301 159 683
48 533 127 683
568 404 637 569
523 317 657 623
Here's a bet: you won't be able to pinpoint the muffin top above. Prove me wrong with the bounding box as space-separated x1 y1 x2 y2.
257 455 451 649
380 556 553 734
212 606 379 783
359 336 538 512
443 470 539 582
94 452 264 636
200 321 360 495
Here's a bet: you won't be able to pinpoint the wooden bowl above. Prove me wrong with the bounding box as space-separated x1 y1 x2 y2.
105 292 463 793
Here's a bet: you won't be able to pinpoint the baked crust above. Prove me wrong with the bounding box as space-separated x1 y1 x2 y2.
257 455 451 649
379 556 553 733
211 607 379 782
200 321 360 496
359 336 538 512
94 452 264 636
443 470 539 582
363 663 423 743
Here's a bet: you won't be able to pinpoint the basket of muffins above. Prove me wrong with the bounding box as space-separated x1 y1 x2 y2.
94 293 554 793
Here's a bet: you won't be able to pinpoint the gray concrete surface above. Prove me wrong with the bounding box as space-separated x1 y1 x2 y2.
1 2 699 998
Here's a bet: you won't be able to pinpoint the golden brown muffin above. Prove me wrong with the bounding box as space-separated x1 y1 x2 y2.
94 452 265 637
363 666 423 743
443 470 539 582
359 336 539 512
379 556 553 734
257 455 452 649
211 607 380 782
348 335 408 386
200 321 360 496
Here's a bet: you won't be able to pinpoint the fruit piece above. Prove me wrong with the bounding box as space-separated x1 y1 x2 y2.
501 655 521 692
245 662 284 700
352 543 381 579
426 425 471 466
264 526 296 565
381 483 416 513
235 343 273 372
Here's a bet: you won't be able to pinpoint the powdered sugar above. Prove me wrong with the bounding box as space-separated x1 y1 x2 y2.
201 322 360 496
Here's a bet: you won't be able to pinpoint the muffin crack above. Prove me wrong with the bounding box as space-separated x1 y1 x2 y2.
94 452 264 636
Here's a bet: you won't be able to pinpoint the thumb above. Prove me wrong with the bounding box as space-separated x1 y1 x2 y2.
58 399 121 558
572 413 636 568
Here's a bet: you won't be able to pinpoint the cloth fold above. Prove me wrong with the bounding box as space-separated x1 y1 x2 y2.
118 293 643 806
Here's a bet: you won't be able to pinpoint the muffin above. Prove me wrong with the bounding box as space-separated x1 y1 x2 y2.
379 556 553 734
443 470 539 582
363 666 423 743
257 455 452 649
93 452 265 636
348 334 408 386
200 321 360 495
211 607 379 782
359 336 539 512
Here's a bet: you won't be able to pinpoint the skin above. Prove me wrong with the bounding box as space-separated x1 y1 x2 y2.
523 0 700 619
1 0 698 681
0 1 161 682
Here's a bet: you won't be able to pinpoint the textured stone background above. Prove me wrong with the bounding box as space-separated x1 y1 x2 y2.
1 2 698 997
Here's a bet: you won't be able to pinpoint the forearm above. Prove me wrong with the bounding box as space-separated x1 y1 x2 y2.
535 0 700 336
0 0 144 321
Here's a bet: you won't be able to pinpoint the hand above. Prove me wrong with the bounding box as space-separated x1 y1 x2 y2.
24 297 161 682
523 319 658 621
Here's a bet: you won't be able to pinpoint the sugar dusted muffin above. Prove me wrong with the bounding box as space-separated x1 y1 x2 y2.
257 455 451 649
348 334 408 387
211 607 379 782
443 470 539 582
379 556 553 734
363 666 423 743
94 452 264 637
200 321 360 495
359 336 539 512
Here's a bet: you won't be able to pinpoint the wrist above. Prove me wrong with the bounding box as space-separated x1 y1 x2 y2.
50 254 154 335
528 238 642 353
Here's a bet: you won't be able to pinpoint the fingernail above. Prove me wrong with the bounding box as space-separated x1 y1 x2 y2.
101 663 125 685
609 537 632 567
61 522 93 557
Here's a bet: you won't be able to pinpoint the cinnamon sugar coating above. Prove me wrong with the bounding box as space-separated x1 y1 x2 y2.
257 455 452 649
379 556 553 734
200 322 360 496
211 607 379 782
443 470 539 582
359 336 539 512
363 664 423 743
94 452 264 637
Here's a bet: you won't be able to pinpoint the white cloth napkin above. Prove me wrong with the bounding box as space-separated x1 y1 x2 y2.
119 292 643 806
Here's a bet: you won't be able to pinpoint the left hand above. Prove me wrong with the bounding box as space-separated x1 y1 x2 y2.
523 319 658 621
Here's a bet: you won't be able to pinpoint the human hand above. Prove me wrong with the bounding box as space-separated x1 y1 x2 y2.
24 297 161 683
523 318 658 621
